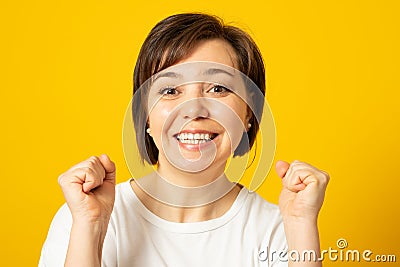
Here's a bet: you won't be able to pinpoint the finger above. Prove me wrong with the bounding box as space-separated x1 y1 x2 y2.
287 170 312 191
284 170 308 192
98 154 116 174
282 161 311 192
98 154 116 183
61 156 111 193
58 166 103 192
285 167 327 193
58 169 81 187
81 166 105 193
290 160 321 173
67 156 104 174
289 161 330 187
280 161 296 190
275 160 290 179
86 156 107 178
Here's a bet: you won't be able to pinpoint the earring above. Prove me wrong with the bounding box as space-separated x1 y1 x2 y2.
247 123 252 128
146 128 151 135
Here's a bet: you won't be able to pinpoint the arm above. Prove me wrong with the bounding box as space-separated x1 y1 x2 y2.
58 155 116 267
65 221 108 267
276 160 329 267
283 217 321 266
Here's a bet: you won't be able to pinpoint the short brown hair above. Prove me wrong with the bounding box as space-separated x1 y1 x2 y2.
132 13 266 165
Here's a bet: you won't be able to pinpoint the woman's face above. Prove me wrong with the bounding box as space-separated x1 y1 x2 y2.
147 39 251 172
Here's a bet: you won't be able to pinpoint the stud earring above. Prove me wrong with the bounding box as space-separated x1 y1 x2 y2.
247 123 252 128
146 128 151 135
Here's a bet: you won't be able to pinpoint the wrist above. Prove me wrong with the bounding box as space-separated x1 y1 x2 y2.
283 218 320 252
282 214 318 226
71 219 109 237
71 210 111 225
66 220 109 267
283 216 319 242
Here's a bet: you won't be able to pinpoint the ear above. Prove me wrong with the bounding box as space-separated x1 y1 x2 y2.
245 91 255 122
245 107 253 123
244 107 253 131
145 119 152 136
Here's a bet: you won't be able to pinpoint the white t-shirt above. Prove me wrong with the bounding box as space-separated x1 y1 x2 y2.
39 179 288 267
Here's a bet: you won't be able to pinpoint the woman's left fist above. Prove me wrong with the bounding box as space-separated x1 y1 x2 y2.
276 160 330 221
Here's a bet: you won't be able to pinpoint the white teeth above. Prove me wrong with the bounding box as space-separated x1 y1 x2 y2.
176 132 215 143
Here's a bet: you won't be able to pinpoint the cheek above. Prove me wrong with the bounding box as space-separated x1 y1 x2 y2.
148 104 173 134
210 98 248 145
213 97 248 123
234 103 249 122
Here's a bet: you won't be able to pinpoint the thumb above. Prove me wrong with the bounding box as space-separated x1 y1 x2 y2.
275 160 290 179
99 154 116 180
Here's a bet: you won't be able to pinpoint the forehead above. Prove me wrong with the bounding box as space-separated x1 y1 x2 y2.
153 63 236 83
174 39 238 69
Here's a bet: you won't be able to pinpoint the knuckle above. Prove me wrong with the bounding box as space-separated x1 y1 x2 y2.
318 176 329 188
320 170 330 182
325 174 330 183
324 176 330 185
292 160 302 165
88 156 99 165
83 166 96 177
87 160 97 169
57 174 65 185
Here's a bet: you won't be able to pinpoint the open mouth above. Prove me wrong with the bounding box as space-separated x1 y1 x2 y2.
174 132 218 145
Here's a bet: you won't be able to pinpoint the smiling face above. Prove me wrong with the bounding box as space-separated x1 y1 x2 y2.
147 39 251 173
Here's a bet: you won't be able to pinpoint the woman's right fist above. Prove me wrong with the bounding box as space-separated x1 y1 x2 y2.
58 154 116 224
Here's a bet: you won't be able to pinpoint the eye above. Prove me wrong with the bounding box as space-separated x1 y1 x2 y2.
207 85 231 95
159 87 180 98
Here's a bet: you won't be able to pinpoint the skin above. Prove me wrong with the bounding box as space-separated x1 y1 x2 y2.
147 39 250 187
59 39 329 267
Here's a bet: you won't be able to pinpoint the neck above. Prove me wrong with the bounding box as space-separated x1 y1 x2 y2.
135 171 236 207
131 177 242 223
131 156 243 222
156 153 227 187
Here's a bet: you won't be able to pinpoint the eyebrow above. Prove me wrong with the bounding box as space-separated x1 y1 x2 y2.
153 71 182 82
203 68 234 77
152 67 235 82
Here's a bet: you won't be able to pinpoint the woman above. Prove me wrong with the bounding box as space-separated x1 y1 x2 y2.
40 13 329 267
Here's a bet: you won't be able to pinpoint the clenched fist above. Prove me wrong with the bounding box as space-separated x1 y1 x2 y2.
276 160 329 221
58 154 116 224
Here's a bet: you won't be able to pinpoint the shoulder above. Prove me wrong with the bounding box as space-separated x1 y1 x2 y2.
240 187 282 223
239 188 288 263
48 203 73 232
108 179 143 222
39 203 72 266
239 187 286 241
113 178 136 206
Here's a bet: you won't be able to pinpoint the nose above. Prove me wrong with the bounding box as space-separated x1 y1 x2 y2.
180 84 210 119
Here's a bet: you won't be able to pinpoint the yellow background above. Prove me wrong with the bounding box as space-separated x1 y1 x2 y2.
1 0 399 266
